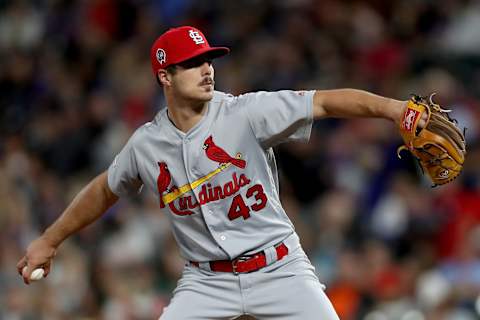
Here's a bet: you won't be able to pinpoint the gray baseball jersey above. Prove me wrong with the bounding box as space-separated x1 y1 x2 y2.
107 90 314 262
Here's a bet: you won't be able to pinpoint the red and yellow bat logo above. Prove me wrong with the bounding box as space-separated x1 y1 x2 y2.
156 136 249 216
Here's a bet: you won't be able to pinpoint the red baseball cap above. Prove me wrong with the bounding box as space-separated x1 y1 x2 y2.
150 26 229 74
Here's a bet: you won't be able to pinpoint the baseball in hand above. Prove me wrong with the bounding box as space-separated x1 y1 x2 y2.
23 267 45 281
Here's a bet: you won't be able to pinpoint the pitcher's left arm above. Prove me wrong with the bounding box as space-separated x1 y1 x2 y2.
313 89 405 123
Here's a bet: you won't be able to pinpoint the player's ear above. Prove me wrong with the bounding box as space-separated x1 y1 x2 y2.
157 69 171 87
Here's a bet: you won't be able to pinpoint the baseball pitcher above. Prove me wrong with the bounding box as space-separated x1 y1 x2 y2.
17 26 465 319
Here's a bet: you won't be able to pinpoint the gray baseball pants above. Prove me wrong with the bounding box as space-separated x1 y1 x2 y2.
160 236 340 320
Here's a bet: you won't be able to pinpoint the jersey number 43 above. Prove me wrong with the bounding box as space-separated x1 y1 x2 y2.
228 184 267 221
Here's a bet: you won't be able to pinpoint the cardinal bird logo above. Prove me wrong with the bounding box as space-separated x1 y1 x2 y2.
157 162 171 208
203 136 246 169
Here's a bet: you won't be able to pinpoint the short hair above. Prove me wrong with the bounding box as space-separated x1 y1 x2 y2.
166 65 178 75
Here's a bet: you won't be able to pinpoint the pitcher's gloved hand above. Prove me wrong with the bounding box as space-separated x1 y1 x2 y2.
397 93 466 186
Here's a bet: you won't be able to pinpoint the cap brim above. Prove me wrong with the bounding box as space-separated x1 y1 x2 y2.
173 47 230 66
203 47 230 59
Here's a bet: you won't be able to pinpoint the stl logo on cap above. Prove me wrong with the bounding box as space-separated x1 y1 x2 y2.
156 48 166 65
189 30 205 45
150 26 229 76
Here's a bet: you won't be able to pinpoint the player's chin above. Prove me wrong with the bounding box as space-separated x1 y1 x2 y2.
196 87 214 101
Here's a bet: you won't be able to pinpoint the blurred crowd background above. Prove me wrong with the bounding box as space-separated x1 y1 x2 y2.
1 0 479 319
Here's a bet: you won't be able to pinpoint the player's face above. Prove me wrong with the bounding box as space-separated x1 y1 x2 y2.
170 55 215 102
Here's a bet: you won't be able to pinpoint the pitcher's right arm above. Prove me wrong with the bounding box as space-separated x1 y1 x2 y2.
17 171 119 284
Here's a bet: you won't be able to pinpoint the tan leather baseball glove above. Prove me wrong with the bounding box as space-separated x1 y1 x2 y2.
397 94 466 186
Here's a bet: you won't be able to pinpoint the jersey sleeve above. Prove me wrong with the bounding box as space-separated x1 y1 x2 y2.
239 90 315 147
107 133 143 197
